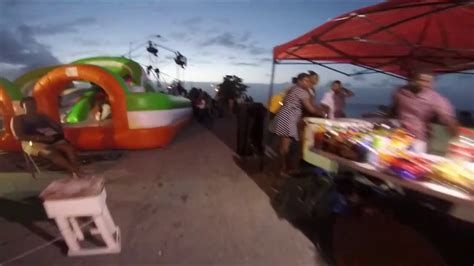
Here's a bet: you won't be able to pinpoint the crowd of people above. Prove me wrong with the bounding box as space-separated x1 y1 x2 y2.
187 87 254 128
167 82 188 96
5 69 467 181
188 87 215 128
269 69 461 176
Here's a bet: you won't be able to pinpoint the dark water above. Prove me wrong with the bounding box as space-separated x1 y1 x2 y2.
188 82 473 118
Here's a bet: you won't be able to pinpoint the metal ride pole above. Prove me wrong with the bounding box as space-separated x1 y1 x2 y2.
176 65 180 81
155 43 179 54
260 60 277 172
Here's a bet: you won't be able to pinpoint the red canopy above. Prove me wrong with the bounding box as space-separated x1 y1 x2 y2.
273 0 474 77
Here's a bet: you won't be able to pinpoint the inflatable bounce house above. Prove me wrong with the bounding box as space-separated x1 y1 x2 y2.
0 78 23 151
0 56 192 151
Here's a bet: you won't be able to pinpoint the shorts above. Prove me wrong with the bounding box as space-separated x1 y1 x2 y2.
22 139 67 157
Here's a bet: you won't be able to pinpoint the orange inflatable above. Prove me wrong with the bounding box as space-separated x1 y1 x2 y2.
0 78 22 151
33 64 190 150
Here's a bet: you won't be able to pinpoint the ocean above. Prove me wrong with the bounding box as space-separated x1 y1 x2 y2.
243 85 388 117
185 81 473 118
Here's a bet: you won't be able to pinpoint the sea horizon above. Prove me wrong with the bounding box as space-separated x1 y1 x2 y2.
184 81 474 117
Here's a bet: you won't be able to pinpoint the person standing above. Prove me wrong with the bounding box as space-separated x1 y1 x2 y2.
321 80 354 119
307 71 319 100
391 71 458 152
270 73 326 174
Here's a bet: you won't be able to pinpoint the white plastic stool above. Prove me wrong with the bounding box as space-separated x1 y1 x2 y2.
43 188 121 256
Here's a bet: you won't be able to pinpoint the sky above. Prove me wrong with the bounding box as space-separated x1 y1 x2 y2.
1 0 473 109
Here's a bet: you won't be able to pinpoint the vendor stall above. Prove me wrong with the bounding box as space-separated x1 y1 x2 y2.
267 1 474 264
303 117 474 221
269 0 474 221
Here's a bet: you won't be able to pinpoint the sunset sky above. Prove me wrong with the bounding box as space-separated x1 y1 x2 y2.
1 0 473 109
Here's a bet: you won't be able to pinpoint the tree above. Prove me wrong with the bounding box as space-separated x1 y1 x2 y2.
217 75 248 101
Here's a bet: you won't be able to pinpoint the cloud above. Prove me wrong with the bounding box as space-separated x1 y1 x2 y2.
169 31 189 41
228 56 236 60
67 49 110 60
194 60 212 64
73 37 105 47
170 16 232 42
67 50 104 58
259 58 272 63
0 25 61 79
240 32 251 42
200 32 247 49
170 19 263 58
201 51 213 56
171 18 263 56
213 18 231 25
176 16 203 32
351 74 366 81
204 27 220 34
158 36 170 43
232 62 259 67
248 46 268 55
179 16 204 26
0 16 98 79
30 17 98 35
199 31 266 56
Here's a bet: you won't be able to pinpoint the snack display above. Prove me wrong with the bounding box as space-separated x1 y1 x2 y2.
310 119 474 194
313 120 415 163
447 128 474 162
428 161 474 193
386 155 433 181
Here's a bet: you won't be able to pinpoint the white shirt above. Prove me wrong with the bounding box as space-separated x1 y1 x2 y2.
321 90 347 119
321 91 336 119
95 103 111 121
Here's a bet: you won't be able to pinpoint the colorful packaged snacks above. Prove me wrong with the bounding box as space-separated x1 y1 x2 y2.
387 155 433 180
428 160 474 194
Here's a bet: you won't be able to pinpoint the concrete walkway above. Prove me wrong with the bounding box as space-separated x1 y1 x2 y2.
0 122 320 266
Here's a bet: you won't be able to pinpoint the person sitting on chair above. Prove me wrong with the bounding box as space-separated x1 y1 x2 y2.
12 97 84 177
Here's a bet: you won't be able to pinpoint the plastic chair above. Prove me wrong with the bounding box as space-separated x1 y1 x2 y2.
10 118 42 178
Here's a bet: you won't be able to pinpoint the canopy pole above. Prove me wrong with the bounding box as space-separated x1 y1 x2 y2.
286 51 351 76
260 60 277 172
312 62 350 76
266 61 277 108
352 64 406 80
